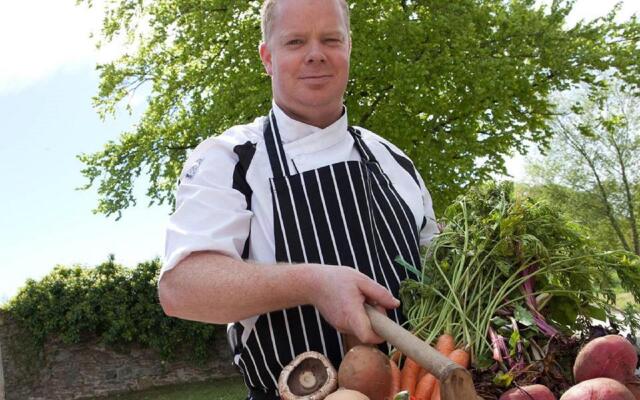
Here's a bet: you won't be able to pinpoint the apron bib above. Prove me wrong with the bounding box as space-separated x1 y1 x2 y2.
237 110 422 399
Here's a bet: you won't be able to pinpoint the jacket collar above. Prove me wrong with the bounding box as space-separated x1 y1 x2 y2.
271 101 349 155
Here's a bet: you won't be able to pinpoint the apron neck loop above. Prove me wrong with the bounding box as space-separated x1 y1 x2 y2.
263 111 379 178
348 126 378 164
263 109 291 178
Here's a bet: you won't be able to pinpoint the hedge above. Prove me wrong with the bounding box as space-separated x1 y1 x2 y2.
3 256 218 363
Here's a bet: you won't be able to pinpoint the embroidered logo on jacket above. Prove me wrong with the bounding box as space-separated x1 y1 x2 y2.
184 158 203 180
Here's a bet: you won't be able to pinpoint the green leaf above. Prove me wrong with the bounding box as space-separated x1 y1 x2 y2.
514 305 535 327
546 296 580 329
491 316 510 328
509 330 521 357
581 304 607 322
493 371 515 388
395 256 421 277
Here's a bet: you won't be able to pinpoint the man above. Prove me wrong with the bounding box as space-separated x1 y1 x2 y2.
158 0 438 398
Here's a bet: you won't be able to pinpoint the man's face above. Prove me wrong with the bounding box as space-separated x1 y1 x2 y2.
259 0 351 123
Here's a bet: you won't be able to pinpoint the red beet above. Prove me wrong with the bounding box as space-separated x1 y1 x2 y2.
499 384 556 400
573 335 638 383
560 377 635 400
626 380 640 400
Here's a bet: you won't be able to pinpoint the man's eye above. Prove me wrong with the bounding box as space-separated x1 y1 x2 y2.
286 39 303 46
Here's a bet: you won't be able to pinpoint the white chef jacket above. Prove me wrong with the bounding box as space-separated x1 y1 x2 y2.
162 103 438 278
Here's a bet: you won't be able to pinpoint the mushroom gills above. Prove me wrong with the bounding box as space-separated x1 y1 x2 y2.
287 357 330 396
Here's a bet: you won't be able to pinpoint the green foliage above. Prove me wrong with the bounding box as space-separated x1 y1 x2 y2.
400 181 640 364
4 256 218 362
520 183 623 251
76 0 640 218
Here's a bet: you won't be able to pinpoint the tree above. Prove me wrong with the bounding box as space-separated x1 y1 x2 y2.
526 78 640 254
77 0 640 218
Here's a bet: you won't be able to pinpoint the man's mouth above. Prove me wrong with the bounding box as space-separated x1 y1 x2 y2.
300 75 332 80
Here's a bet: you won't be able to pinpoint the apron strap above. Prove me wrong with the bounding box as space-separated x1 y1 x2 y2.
263 109 291 178
348 126 379 164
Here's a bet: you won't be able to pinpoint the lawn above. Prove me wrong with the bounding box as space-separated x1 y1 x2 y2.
89 376 247 400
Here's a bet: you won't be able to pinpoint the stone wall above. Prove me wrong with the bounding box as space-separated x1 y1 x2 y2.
0 331 5 400
0 310 239 400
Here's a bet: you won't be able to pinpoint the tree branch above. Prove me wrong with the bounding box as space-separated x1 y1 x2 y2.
358 85 394 126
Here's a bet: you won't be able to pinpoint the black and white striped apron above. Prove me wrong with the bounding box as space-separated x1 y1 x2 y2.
235 110 422 400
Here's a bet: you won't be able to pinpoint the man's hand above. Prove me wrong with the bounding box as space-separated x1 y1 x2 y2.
305 265 401 344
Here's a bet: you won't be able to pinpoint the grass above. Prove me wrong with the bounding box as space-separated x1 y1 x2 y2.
88 376 247 400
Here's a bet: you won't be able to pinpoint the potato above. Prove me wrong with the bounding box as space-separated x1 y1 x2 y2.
574 335 638 383
325 389 370 400
499 384 556 400
338 345 391 400
560 377 635 400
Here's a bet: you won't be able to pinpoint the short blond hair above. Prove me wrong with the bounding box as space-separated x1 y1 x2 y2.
260 0 351 43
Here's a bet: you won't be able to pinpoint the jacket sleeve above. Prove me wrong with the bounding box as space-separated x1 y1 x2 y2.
161 135 253 280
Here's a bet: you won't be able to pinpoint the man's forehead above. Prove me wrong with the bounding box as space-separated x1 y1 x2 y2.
272 0 348 28
277 28 348 38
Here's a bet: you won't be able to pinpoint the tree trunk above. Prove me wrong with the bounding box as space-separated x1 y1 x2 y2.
562 125 631 251
613 140 640 255
586 157 631 252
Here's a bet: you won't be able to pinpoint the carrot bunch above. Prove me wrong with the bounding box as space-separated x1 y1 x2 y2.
389 334 470 400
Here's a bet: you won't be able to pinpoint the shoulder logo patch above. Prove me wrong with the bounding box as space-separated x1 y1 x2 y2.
184 158 203 180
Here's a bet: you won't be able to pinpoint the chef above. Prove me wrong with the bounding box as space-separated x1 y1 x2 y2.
158 0 439 398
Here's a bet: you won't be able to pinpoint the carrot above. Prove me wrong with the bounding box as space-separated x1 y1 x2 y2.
388 359 401 398
399 357 421 395
390 350 403 365
411 335 448 391
430 383 441 400
414 373 436 400
417 367 427 381
431 348 471 400
448 348 470 368
435 333 456 356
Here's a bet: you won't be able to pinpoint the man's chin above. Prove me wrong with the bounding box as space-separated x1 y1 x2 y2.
299 98 343 111
297 90 344 105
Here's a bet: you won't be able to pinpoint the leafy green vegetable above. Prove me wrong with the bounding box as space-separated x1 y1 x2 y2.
399 181 640 367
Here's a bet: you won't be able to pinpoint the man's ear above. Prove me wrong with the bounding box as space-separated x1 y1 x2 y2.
259 42 273 76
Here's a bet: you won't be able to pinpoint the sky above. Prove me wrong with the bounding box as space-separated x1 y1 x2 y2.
0 0 639 303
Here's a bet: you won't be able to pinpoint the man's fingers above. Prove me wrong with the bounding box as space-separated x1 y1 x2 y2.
373 303 387 316
350 303 385 344
359 277 401 309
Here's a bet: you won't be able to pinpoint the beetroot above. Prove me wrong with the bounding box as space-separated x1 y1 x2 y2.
626 380 640 400
573 335 638 383
499 384 556 400
560 377 635 400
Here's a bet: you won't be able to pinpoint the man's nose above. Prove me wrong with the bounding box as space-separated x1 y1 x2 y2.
305 41 326 64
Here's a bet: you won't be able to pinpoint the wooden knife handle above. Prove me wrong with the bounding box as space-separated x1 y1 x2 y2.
364 304 482 400
364 304 457 380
